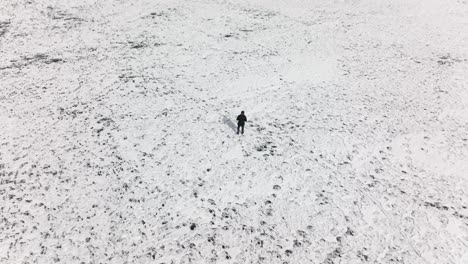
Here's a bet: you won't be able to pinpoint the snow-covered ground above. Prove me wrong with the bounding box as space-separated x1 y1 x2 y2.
1 0 468 263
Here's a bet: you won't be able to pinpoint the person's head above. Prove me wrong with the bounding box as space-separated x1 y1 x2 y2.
241 111 244 114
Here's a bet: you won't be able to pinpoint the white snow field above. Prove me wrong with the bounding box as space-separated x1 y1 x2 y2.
1 0 468 263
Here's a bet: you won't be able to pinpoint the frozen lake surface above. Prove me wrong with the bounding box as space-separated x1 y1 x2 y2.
1 0 468 263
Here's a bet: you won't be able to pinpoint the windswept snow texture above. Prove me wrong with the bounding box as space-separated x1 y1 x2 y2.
1 0 468 263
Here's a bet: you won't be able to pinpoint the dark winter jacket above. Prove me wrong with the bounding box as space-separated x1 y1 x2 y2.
237 114 247 125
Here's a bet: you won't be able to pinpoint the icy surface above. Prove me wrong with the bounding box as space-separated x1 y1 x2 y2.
1 0 468 263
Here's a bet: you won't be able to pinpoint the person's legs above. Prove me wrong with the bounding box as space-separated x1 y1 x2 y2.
237 123 240 134
241 124 244 134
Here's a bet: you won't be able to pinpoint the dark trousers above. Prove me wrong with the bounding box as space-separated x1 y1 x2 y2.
237 123 244 134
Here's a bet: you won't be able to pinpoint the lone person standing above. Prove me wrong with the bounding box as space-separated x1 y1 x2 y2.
236 111 247 135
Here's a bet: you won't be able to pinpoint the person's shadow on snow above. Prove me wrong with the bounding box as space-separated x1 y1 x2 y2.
222 115 237 133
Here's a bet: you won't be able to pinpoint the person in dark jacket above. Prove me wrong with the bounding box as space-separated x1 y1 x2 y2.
236 111 247 134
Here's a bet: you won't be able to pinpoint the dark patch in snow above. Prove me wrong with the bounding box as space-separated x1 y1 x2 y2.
424 201 449 211
0 21 10 37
